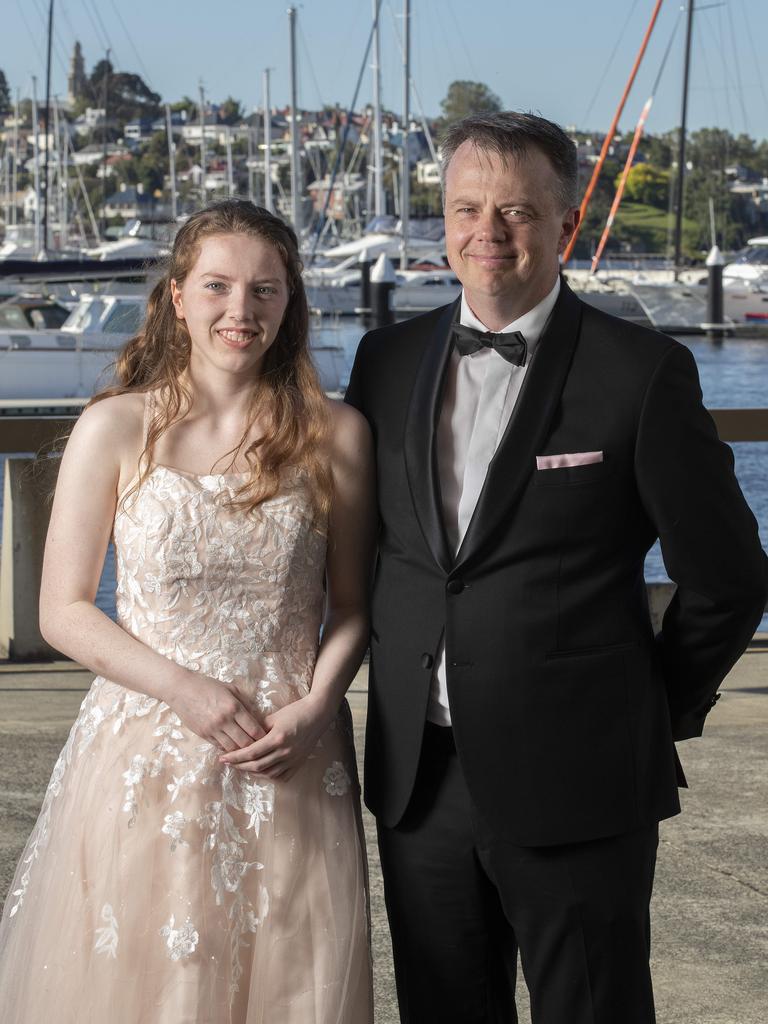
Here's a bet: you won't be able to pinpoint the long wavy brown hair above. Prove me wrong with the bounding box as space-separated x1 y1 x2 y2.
90 199 331 523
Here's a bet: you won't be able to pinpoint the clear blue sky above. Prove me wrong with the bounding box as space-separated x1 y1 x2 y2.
4 0 768 141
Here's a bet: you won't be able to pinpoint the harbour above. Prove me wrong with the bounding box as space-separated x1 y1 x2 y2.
2 319 767 631
1 2 768 1020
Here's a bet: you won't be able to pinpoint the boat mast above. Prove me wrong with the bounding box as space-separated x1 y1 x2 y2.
101 48 110 240
52 94 63 248
372 0 385 217
226 126 234 195
263 68 273 213
199 82 207 206
59 102 68 246
11 90 19 226
673 0 695 271
562 0 663 265
41 0 54 255
288 6 302 233
400 0 411 270
165 104 177 221
32 76 41 256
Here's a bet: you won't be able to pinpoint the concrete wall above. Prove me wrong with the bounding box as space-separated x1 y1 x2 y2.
0 457 60 661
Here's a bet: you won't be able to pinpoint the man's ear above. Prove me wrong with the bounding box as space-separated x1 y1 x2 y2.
170 279 184 320
559 207 580 254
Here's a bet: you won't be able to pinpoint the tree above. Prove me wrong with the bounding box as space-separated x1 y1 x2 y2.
219 96 244 125
439 80 502 126
620 163 670 209
171 95 197 117
639 131 674 169
0 69 11 117
84 61 162 124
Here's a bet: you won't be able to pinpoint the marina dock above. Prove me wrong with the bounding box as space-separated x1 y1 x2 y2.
1 649 766 1024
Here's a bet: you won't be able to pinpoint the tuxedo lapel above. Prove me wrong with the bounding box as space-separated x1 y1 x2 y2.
454 282 584 572
403 299 459 574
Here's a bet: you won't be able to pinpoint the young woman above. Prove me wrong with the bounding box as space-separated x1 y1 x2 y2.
0 200 375 1023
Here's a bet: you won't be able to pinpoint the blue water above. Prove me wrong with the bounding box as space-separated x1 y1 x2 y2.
1 322 766 630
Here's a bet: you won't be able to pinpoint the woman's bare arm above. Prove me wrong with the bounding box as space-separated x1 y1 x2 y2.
221 400 376 778
39 396 264 751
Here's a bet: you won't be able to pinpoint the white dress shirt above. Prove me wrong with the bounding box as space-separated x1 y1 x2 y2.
427 277 561 726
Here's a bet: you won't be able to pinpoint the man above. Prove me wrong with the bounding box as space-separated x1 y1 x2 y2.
345 112 767 1024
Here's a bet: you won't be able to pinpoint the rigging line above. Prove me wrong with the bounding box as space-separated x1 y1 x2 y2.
725 0 749 134
28 0 71 82
385 2 439 164
307 0 383 265
715 5 735 130
738 0 768 112
693 19 722 126
325 3 366 100
14 0 46 66
298 23 324 112
58 0 101 104
87 0 121 67
79 0 110 62
430 0 469 97
650 9 681 96
109 0 154 86
581 0 641 126
443 0 480 83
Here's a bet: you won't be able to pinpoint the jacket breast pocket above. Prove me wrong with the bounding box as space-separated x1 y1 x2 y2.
533 459 613 487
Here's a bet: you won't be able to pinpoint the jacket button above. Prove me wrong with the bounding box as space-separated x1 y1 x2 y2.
421 653 434 670
446 579 465 595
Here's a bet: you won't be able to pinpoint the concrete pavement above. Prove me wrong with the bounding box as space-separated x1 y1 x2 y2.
1 644 766 1023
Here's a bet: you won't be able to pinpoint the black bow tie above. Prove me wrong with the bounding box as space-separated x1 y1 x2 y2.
452 323 528 366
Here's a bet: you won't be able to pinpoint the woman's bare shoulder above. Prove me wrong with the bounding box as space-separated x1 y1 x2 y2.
325 398 372 464
326 397 370 438
66 392 145 455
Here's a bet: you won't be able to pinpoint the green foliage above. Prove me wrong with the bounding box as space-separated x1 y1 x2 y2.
171 96 197 116
219 97 244 125
641 131 675 170
619 163 670 209
612 202 698 255
439 80 502 127
409 175 442 216
113 133 168 193
77 60 162 124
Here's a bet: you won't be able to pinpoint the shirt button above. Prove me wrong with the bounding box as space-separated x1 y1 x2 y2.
446 579 465 595
421 653 434 670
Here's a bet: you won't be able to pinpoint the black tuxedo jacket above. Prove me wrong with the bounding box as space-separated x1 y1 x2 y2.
345 281 767 846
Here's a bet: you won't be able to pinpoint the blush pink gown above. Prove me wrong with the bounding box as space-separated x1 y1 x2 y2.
0 430 372 1023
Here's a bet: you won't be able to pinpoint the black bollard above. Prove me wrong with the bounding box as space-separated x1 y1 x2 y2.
370 253 396 328
705 245 726 342
358 250 372 325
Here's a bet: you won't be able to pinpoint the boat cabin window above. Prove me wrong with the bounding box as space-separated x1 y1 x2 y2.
732 245 768 265
102 301 144 335
65 299 106 332
0 307 28 329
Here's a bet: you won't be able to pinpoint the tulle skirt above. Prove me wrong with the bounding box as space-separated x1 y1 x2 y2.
0 674 372 1023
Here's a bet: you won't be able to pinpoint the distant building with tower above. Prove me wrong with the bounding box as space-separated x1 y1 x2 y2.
68 42 87 105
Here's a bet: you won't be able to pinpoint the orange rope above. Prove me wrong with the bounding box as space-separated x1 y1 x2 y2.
590 95 654 273
562 0 665 265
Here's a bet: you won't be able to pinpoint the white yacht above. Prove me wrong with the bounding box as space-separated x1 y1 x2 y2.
85 219 174 261
0 292 349 400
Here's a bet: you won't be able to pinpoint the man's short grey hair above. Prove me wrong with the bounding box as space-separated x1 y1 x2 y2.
440 111 578 210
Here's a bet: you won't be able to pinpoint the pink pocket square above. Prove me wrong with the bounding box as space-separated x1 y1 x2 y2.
536 451 604 470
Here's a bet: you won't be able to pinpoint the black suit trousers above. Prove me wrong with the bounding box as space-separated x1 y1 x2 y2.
377 723 659 1024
